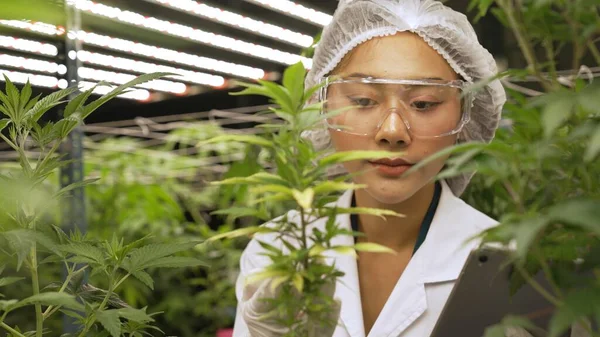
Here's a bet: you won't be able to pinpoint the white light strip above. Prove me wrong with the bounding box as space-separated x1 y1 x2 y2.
0 68 58 88
0 35 58 56
243 0 332 27
145 0 313 48
0 53 64 74
79 81 150 101
0 20 65 36
0 20 266 80
73 0 312 67
76 31 265 80
78 67 187 94
77 50 225 87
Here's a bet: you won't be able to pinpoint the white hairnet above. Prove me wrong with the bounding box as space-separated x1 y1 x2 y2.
303 0 506 196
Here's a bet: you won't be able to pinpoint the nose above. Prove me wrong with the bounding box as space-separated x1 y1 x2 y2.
374 109 412 147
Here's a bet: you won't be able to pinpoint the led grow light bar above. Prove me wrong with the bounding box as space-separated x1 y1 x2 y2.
72 0 311 67
76 50 225 87
243 0 332 27
0 53 65 74
0 68 58 88
0 20 266 79
0 35 58 56
145 0 313 48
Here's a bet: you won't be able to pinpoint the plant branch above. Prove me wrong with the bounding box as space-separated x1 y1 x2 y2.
516 264 561 307
43 264 88 319
113 272 131 291
587 41 600 65
77 269 116 337
30 247 43 337
0 322 27 337
497 0 552 91
0 134 18 151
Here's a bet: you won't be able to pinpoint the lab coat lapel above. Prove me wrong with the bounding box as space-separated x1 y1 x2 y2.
327 190 366 337
368 180 486 337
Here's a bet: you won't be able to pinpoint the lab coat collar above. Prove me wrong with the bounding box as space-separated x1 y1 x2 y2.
327 180 494 337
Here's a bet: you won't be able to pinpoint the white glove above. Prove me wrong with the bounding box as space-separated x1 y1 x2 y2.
505 327 534 337
240 272 340 337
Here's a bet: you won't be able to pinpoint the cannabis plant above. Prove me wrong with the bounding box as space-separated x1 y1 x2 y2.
411 0 600 336
202 63 404 336
0 74 206 336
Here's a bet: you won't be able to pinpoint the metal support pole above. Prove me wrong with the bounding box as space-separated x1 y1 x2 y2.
60 0 85 333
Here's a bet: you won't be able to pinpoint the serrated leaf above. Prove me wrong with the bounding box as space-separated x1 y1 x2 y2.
291 273 304 293
331 207 404 219
244 268 288 287
117 307 153 323
542 98 574 138
319 150 401 166
97 309 121 337
292 188 314 210
139 256 207 269
0 118 10 132
24 86 77 122
210 207 269 221
124 241 200 271
547 199 600 236
3 74 20 116
19 80 32 113
130 270 154 290
10 292 84 312
82 72 171 119
313 181 366 195
354 243 397 255
250 184 294 196
2 229 60 270
198 134 272 148
54 178 100 198
206 226 266 242
64 88 94 118
60 242 104 265
0 299 18 312
0 277 25 287
283 62 306 112
584 125 600 162
330 246 357 258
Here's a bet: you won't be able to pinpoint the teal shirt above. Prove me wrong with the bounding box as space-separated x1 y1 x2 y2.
350 181 442 255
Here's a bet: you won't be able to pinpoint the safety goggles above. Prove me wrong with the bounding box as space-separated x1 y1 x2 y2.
318 77 472 138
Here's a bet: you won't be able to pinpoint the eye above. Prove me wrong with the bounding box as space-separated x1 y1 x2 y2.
411 100 441 111
349 97 377 108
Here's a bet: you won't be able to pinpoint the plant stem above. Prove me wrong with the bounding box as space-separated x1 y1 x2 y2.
0 321 28 337
534 249 563 298
0 134 18 151
516 264 561 307
77 271 116 337
498 0 552 91
43 265 88 319
587 41 600 65
30 247 43 337
112 273 131 290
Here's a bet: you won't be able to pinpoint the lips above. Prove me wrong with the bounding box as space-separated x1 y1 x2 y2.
367 158 414 177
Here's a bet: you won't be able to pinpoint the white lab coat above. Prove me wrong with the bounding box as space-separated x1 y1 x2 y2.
232 180 498 337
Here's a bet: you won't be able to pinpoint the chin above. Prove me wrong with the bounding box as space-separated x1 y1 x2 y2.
354 172 427 205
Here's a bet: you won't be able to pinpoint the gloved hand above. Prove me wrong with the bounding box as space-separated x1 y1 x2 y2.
240 270 340 337
504 326 534 337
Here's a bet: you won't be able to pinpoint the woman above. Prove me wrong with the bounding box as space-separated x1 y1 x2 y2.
233 0 507 336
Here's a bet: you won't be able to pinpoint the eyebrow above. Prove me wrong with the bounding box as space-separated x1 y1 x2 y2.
344 72 445 81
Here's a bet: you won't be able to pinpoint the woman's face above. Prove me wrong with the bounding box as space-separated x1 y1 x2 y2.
328 32 460 204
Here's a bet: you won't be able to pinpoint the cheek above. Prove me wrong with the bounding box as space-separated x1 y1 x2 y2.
329 130 367 172
417 135 457 174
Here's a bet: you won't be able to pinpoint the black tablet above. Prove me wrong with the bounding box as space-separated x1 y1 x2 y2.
429 246 564 337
